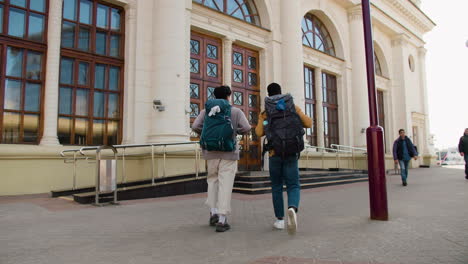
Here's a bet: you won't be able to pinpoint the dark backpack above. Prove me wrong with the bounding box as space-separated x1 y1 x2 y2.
264 94 305 158
200 99 236 152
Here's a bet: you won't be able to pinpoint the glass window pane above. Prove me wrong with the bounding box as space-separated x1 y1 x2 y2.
23 114 39 142
4 79 22 110
10 0 26 7
93 92 104 117
59 87 72 115
61 21 76 48
25 83 41 112
96 32 107 55
8 8 26 38
0 5 4 34
2 112 21 143
97 4 108 28
30 0 45 12
107 121 119 145
74 118 88 145
111 8 121 31
78 62 89 85
75 89 89 116
110 35 120 57
60 58 74 84
92 120 104 145
58 117 72 144
109 66 119 91
94 64 105 89
78 27 90 51
6 47 24 77
79 0 92 24
63 0 77 21
28 13 44 41
108 94 119 118
26 51 43 80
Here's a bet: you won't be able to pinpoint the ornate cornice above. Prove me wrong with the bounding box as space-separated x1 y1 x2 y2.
384 0 435 33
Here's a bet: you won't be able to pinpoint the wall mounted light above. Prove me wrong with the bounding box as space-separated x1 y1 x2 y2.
153 99 165 112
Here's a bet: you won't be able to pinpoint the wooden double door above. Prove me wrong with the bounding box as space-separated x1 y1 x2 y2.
189 32 261 171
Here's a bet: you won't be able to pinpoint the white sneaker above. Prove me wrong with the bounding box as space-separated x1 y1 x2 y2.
273 219 285 230
287 208 297 235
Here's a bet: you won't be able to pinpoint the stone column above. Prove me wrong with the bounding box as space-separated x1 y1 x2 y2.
40 0 62 145
418 47 431 156
315 68 325 148
121 3 137 144
223 36 234 87
149 0 190 142
391 35 410 138
348 7 369 148
280 0 304 104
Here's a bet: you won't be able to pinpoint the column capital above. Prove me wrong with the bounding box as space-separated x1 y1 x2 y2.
222 36 235 44
418 46 427 56
391 34 410 47
347 6 363 22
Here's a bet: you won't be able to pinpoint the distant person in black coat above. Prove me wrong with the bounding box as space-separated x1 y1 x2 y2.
457 128 468 180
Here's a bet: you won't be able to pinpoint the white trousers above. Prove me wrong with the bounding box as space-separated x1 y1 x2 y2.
205 159 238 215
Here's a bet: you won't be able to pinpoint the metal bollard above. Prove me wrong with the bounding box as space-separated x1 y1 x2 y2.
95 145 118 206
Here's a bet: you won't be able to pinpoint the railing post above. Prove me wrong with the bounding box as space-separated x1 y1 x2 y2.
321 148 325 169
151 145 155 185
122 148 127 185
73 151 77 190
195 143 199 179
352 148 356 170
336 150 339 169
163 145 167 178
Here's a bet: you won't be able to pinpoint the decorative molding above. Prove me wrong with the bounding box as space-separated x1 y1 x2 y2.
391 34 410 47
347 6 362 22
384 0 435 33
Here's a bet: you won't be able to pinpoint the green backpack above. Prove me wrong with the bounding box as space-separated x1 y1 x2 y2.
200 99 236 152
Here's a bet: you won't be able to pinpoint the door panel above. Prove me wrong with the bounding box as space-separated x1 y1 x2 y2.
232 45 261 171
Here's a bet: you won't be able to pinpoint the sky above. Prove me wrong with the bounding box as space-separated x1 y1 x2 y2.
421 0 468 149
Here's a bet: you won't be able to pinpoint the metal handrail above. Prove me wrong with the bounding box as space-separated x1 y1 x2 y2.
330 144 367 152
330 144 368 170
304 145 368 170
60 141 201 195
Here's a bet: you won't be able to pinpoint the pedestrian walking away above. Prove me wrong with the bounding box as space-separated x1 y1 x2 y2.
255 83 312 235
457 128 468 180
393 129 418 186
192 85 251 232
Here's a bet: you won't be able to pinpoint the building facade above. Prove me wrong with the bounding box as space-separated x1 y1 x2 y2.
0 0 435 195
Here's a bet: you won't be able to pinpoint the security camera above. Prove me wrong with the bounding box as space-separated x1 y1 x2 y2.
153 99 165 112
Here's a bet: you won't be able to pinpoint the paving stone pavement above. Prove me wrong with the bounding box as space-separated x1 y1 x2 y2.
1 166 467 264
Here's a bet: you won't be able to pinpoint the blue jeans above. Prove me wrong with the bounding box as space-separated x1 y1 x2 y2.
269 155 300 218
399 159 410 182
464 155 468 176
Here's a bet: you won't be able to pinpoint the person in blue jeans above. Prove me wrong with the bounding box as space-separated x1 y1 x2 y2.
457 128 468 180
393 129 418 186
255 83 312 235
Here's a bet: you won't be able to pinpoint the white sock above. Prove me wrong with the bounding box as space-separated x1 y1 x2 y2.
210 208 218 215
218 214 226 224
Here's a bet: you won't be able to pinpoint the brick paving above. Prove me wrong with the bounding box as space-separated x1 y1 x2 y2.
1 166 467 264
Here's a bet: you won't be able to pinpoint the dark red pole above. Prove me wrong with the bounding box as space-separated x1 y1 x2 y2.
362 0 388 221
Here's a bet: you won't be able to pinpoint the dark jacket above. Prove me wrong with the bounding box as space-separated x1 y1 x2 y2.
458 135 468 154
393 137 418 160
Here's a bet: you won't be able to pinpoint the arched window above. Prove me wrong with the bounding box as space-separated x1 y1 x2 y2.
193 0 261 26
302 14 335 57
375 52 383 77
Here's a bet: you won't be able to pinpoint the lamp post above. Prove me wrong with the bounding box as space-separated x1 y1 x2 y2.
361 0 388 220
